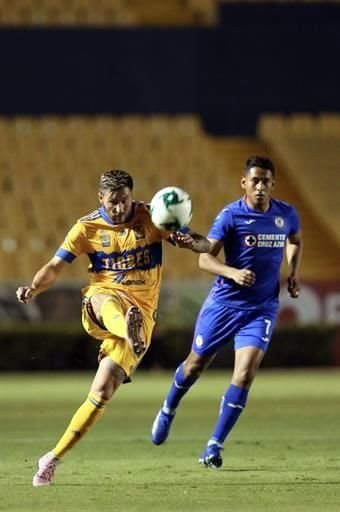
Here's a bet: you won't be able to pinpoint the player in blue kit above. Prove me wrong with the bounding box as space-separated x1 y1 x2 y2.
151 155 303 468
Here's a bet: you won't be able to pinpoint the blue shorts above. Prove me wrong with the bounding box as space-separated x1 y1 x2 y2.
192 296 278 356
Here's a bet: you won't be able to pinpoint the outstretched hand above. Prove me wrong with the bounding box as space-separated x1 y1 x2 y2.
287 274 300 298
16 286 35 304
170 231 197 250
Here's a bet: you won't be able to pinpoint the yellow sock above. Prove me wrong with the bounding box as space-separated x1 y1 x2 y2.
100 297 127 339
52 392 108 458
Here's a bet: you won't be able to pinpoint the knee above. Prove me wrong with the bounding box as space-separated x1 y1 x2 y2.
91 358 126 400
94 388 113 402
92 378 117 401
232 367 256 388
183 359 205 379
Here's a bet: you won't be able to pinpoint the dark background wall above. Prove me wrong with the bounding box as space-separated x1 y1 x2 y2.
0 3 339 134
1 325 339 371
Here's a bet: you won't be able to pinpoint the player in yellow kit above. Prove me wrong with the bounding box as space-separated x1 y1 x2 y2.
16 169 211 487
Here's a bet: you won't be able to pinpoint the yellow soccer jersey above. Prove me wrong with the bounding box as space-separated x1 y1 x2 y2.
56 202 163 310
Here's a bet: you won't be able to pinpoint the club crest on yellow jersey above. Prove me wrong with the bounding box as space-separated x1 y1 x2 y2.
99 231 111 247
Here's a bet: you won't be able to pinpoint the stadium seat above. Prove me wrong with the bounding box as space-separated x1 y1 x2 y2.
0 114 338 281
0 0 217 26
258 113 340 279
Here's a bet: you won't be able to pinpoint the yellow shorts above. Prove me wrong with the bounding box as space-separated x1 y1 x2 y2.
82 288 156 377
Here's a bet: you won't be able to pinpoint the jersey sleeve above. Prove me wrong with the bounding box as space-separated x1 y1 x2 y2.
208 207 234 240
55 222 88 263
288 206 300 236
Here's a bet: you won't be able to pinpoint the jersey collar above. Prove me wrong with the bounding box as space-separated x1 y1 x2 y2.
243 195 272 214
99 202 136 226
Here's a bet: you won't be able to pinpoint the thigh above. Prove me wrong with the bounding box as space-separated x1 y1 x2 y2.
234 309 278 352
192 298 245 356
234 345 265 375
100 306 155 377
82 290 125 341
232 345 265 389
184 349 216 373
90 292 123 319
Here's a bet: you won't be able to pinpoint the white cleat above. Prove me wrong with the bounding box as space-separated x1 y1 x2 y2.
32 451 60 487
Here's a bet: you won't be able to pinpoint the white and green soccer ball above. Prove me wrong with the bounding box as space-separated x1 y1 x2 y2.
150 186 193 232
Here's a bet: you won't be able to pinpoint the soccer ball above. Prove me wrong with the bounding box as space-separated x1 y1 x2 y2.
150 186 193 232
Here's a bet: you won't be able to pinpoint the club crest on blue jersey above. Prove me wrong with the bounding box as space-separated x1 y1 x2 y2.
99 231 111 247
274 217 285 227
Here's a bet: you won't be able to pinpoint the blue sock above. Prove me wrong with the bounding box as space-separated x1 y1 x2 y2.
163 363 198 414
209 384 249 446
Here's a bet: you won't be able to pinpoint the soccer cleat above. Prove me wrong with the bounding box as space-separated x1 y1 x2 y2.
32 451 60 487
151 409 175 445
126 306 145 356
199 443 223 469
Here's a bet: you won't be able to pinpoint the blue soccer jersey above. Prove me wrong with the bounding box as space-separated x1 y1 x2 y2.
208 197 300 310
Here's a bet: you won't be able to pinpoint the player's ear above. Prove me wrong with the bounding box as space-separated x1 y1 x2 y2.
98 192 104 204
240 176 246 190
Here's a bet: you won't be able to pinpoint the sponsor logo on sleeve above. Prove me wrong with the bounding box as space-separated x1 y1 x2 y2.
195 335 204 348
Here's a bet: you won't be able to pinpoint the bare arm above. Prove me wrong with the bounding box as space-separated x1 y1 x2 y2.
198 238 256 287
286 230 303 298
16 256 67 303
166 230 212 253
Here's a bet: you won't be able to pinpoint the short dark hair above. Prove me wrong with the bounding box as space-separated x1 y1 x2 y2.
99 169 133 192
245 156 275 176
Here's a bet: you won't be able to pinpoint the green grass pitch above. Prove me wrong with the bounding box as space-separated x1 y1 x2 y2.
1 370 340 512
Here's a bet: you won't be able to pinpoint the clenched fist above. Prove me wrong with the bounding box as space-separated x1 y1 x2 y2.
16 286 35 304
231 268 256 287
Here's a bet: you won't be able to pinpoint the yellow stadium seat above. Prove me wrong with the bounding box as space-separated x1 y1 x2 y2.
0 0 218 26
258 113 340 279
0 114 338 281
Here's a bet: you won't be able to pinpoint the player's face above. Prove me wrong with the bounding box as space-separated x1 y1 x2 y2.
98 187 133 223
241 167 275 211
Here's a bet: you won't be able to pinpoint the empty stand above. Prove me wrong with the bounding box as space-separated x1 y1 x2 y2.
0 115 338 282
0 0 217 26
258 113 340 246
0 115 236 281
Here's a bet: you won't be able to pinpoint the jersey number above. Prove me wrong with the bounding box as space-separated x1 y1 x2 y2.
261 319 272 343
